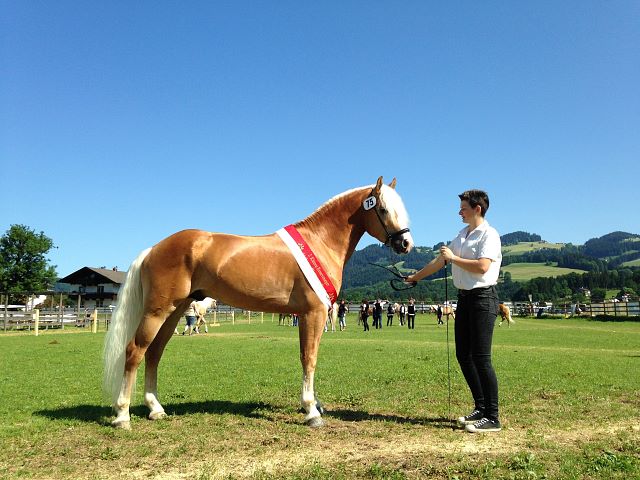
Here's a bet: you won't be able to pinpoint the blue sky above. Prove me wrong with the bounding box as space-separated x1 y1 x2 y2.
2 1 639 276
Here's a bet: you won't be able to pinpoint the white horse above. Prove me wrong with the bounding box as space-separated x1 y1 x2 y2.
194 297 217 333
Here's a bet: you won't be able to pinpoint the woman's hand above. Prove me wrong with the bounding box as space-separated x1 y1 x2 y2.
439 246 456 263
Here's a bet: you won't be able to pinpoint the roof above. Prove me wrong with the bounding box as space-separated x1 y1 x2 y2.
57 267 127 286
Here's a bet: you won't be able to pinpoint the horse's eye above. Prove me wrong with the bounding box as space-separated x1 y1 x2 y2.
380 208 388 215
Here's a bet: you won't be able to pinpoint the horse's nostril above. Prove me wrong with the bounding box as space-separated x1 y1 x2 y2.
402 239 409 248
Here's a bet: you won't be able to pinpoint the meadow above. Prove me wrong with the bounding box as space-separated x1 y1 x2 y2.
501 242 565 257
0 314 638 479
499 262 586 281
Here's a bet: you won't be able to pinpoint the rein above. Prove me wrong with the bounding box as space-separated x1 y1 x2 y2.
368 262 417 291
444 260 453 428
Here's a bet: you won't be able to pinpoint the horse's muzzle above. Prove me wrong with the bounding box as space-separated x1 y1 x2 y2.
391 231 413 254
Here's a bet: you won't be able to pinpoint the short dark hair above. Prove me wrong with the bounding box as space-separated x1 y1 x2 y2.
458 190 490 217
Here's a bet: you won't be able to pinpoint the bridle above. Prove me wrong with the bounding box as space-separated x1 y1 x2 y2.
367 191 411 249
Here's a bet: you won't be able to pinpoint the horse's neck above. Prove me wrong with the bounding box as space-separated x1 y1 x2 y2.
295 189 367 278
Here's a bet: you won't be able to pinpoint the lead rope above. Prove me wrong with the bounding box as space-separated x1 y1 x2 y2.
444 260 453 428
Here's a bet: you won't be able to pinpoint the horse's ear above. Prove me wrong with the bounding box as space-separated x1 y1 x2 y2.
375 176 383 193
388 178 397 189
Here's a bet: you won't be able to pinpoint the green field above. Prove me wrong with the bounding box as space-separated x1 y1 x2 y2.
622 258 640 267
501 262 586 281
1 316 639 479
502 241 565 257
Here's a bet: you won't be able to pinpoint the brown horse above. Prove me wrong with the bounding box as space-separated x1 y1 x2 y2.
103 176 413 429
498 303 515 327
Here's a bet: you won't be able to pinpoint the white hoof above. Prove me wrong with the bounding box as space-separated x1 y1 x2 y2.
112 419 131 430
148 411 167 421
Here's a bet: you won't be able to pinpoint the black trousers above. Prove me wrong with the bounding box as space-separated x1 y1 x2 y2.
362 315 369 331
387 314 393 326
455 286 499 421
407 314 415 329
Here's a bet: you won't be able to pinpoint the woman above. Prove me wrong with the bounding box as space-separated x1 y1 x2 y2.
405 189 502 433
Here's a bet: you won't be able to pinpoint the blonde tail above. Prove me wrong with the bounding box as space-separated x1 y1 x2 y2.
102 248 152 404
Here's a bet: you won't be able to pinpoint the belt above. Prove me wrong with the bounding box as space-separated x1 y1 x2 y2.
458 285 495 297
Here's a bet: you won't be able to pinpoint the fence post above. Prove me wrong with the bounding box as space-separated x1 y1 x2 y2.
261 312 264 324
248 310 251 324
34 309 40 336
231 310 235 325
58 294 64 329
271 313 274 323
213 310 217 325
91 309 98 333
3 294 7 332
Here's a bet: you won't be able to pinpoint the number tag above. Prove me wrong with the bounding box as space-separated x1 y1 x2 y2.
363 196 377 210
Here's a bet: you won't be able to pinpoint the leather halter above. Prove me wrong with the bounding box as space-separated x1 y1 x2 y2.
368 191 410 248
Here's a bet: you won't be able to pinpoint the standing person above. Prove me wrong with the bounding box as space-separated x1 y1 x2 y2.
405 189 502 433
386 302 395 326
338 299 348 331
437 305 444 326
373 299 383 329
360 300 370 332
399 303 406 326
407 298 416 329
181 300 198 336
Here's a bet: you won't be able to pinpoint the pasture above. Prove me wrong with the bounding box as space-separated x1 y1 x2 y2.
499 262 586 281
1 314 638 479
501 242 565 257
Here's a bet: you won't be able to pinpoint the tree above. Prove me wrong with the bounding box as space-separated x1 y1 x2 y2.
0 224 58 302
590 288 607 303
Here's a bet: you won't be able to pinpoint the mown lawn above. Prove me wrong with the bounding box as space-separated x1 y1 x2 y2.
0 314 638 479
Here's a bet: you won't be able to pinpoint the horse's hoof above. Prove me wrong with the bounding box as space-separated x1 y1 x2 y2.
112 419 131 430
305 416 325 428
148 411 167 421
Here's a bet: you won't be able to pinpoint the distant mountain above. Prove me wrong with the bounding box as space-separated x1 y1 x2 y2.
583 231 640 259
340 231 640 298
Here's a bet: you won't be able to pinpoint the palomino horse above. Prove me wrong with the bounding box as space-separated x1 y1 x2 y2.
103 177 413 429
194 297 217 333
498 303 515 327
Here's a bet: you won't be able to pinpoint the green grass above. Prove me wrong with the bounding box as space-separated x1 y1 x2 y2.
1 315 639 479
622 258 640 267
501 262 586 281
502 241 565 257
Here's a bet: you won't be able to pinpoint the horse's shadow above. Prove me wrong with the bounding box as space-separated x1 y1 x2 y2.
34 399 277 426
35 401 454 429
326 409 454 429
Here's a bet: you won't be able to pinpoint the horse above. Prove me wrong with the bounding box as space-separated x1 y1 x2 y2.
325 303 338 332
278 312 292 326
194 297 217 333
103 176 413 429
498 303 515 327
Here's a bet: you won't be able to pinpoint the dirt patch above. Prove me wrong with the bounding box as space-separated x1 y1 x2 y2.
108 418 637 480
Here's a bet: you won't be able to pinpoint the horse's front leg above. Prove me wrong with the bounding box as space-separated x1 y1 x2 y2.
298 308 326 427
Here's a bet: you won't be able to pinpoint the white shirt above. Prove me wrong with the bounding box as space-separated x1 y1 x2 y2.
449 221 502 290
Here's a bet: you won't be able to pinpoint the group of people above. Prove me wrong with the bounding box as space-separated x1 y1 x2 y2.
357 298 417 330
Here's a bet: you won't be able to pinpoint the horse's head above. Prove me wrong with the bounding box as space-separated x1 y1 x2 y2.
362 176 414 254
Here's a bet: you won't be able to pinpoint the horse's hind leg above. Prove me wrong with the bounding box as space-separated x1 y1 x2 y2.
113 310 172 429
144 309 183 420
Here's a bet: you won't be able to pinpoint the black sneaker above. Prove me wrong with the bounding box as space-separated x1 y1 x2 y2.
465 417 502 433
457 409 483 426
